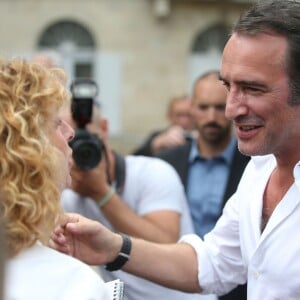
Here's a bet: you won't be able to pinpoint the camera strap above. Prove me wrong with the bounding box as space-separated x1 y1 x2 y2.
113 152 126 195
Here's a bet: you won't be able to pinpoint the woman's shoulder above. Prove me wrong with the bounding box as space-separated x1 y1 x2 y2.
6 243 109 300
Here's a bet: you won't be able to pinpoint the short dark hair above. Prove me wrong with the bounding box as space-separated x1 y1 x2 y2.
232 0 300 105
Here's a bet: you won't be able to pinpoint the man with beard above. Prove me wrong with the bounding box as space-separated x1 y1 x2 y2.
156 70 249 300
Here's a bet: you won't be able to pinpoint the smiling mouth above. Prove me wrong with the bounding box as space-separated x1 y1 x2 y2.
240 125 259 131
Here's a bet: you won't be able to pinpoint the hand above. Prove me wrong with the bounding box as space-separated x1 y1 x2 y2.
152 126 186 153
71 156 111 201
49 213 122 265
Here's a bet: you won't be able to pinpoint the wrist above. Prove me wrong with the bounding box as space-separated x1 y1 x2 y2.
106 233 132 271
97 186 115 208
152 136 163 152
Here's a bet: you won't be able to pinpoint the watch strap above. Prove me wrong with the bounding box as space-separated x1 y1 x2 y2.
105 233 132 271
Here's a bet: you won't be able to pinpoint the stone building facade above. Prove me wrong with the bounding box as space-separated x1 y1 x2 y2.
0 0 253 154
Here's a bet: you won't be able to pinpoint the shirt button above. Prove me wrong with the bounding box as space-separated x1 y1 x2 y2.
253 271 260 279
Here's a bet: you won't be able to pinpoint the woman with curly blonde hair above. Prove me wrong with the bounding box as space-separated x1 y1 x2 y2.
2 58 109 300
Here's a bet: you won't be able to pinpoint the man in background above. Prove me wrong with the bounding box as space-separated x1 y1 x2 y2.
157 71 249 300
133 94 196 156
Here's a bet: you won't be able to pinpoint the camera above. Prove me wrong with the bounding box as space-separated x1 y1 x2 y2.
69 78 104 171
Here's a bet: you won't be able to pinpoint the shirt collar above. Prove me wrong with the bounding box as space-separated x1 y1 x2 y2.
188 137 237 165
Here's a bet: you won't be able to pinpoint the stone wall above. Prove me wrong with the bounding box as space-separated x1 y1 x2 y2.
0 0 251 154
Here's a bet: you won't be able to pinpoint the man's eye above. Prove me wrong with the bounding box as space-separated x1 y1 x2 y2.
221 81 230 90
244 86 261 93
215 104 226 111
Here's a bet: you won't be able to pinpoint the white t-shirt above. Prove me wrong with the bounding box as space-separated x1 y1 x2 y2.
4 242 109 300
181 154 300 299
62 155 215 300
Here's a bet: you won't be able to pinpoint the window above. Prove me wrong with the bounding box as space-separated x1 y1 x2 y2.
36 20 121 135
188 23 230 91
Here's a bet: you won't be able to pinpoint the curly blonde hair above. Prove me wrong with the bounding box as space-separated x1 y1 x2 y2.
0 58 70 257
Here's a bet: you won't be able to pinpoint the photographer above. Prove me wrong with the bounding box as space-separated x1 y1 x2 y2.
60 80 206 300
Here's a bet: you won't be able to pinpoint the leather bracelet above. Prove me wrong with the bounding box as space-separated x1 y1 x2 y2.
97 186 115 208
106 233 132 271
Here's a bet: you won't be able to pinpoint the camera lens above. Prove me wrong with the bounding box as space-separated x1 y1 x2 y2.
69 129 103 171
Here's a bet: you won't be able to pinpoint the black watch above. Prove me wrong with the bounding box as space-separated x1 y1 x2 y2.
106 233 132 271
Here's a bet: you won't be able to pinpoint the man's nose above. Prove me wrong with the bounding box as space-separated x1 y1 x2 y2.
225 89 248 120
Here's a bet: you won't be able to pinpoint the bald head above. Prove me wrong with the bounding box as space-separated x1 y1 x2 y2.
191 70 231 149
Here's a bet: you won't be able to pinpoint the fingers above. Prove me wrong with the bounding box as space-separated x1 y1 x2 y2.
49 213 82 255
161 130 186 147
61 213 90 234
50 213 80 245
71 161 109 197
58 213 80 228
49 231 71 254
